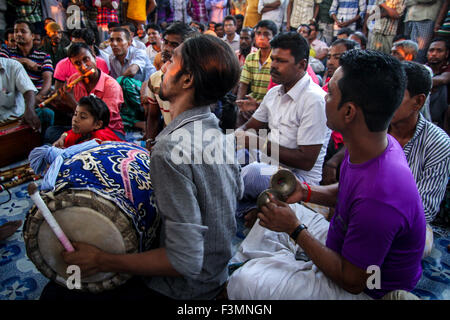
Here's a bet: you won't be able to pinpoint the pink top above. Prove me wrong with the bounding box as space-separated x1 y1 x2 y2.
69 70 125 134
54 57 109 82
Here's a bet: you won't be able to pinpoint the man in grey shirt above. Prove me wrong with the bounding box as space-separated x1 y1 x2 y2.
45 35 243 300
108 27 155 83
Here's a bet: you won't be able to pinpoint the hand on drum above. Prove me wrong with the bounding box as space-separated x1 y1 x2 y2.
258 193 301 235
62 242 103 277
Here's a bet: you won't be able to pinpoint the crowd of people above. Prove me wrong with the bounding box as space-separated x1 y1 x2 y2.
0 0 449 301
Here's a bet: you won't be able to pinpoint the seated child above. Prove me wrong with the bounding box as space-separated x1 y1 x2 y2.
53 95 122 148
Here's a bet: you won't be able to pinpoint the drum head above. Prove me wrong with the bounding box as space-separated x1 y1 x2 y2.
24 189 139 293
38 206 125 283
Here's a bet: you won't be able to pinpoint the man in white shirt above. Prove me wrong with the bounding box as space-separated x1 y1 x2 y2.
222 15 240 52
0 57 38 128
236 32 330 219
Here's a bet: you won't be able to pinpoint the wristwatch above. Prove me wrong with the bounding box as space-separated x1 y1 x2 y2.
290 224 307 240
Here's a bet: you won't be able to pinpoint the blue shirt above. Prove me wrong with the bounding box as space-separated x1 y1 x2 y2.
109 46 155 82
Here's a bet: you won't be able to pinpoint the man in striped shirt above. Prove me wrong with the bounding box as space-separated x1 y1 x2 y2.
0 20 54 133
329 0 366 36
236 20 278 127
389 61 450 223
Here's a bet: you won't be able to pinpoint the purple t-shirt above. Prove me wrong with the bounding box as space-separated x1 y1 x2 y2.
326 135 426 299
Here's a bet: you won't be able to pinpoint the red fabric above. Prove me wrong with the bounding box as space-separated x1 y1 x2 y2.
267 64 320 90
322 76 344 149
63 127 122 148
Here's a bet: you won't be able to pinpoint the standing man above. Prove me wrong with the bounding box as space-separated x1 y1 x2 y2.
235 32 330 221
228 50 425 301
236 20 278 126
235 27 257 67
109 27 156 83
426 38 450 130
222 15 240 52
41 35 243 301
404 0 443 63
286 0 320 32
366 0 405 54
329 0 366 36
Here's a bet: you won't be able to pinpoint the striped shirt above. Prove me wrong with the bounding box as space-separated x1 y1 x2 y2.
15 3 42 23
402 114 450 223
240 49 272 102
329 0 366 24
0 47 53 91
373 0 405 36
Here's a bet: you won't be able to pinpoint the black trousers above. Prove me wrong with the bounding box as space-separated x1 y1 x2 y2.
39 277 171 301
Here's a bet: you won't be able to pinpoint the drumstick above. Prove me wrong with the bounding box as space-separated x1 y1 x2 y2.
38 68 95 108
27 182 75 252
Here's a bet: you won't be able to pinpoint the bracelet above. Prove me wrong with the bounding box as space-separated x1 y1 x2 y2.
290 223 307 240
303 182 312 203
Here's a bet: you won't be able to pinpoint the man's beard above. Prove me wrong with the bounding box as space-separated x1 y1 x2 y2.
240 46 250 56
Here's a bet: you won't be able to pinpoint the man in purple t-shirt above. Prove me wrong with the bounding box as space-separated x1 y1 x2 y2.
227 50 426 300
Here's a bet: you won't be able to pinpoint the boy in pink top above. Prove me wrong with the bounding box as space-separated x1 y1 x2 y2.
54 56 109 84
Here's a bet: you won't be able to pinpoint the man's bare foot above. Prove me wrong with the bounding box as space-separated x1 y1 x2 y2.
0 220 22 241
244 209 259 228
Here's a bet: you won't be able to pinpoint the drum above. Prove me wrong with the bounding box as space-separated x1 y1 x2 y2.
23 141 160 293
0 119 41 167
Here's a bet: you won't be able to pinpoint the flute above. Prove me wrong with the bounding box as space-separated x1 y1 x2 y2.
38 68 96 108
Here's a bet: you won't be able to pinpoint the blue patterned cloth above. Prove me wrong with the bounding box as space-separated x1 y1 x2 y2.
52 141 159 251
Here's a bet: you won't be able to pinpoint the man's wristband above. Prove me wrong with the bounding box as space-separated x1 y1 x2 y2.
303 182 312 203
290 224 307 240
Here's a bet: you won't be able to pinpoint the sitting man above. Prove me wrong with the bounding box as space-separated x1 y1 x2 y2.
236 32 330 220
45 43 125 143
40 34 243 301
0 57 37 127
389 61 450 224
109 27 155 83
144 22 195 144
0 19 54 134
227 50 426 300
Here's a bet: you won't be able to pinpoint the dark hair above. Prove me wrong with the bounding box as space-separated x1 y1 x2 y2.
298 24 311 36
393 34 410 43
78 95 110 129
270 32 309 65
163 22 196 41
146 23 162 34
254 20 278 37
429 37 450 52
308 21 319 31
71 28 96 46
176 35 240 106
240 27 254 38
215 23 224 29
338 50 406 132
331 38 357 51
14 19 35 34
350 31 367 48
235 14 244 22
108 22 120 30
402 61 432 97
110 27 132 41
67 42 94 58
5 28 14 38
121 22 136 34
190 21 205 32
224 15 237 26
337 27 353 37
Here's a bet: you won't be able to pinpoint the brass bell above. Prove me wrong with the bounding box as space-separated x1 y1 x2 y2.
270 169 296 200
256 188 283 210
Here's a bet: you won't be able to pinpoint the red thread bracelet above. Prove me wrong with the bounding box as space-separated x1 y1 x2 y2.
303 182 312 203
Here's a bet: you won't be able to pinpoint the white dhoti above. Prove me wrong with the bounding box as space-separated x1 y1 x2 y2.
227 203 372 300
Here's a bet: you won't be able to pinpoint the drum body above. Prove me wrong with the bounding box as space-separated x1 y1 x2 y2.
23 142 160 293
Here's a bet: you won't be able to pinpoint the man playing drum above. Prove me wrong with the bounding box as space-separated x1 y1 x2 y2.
39 34 243 300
